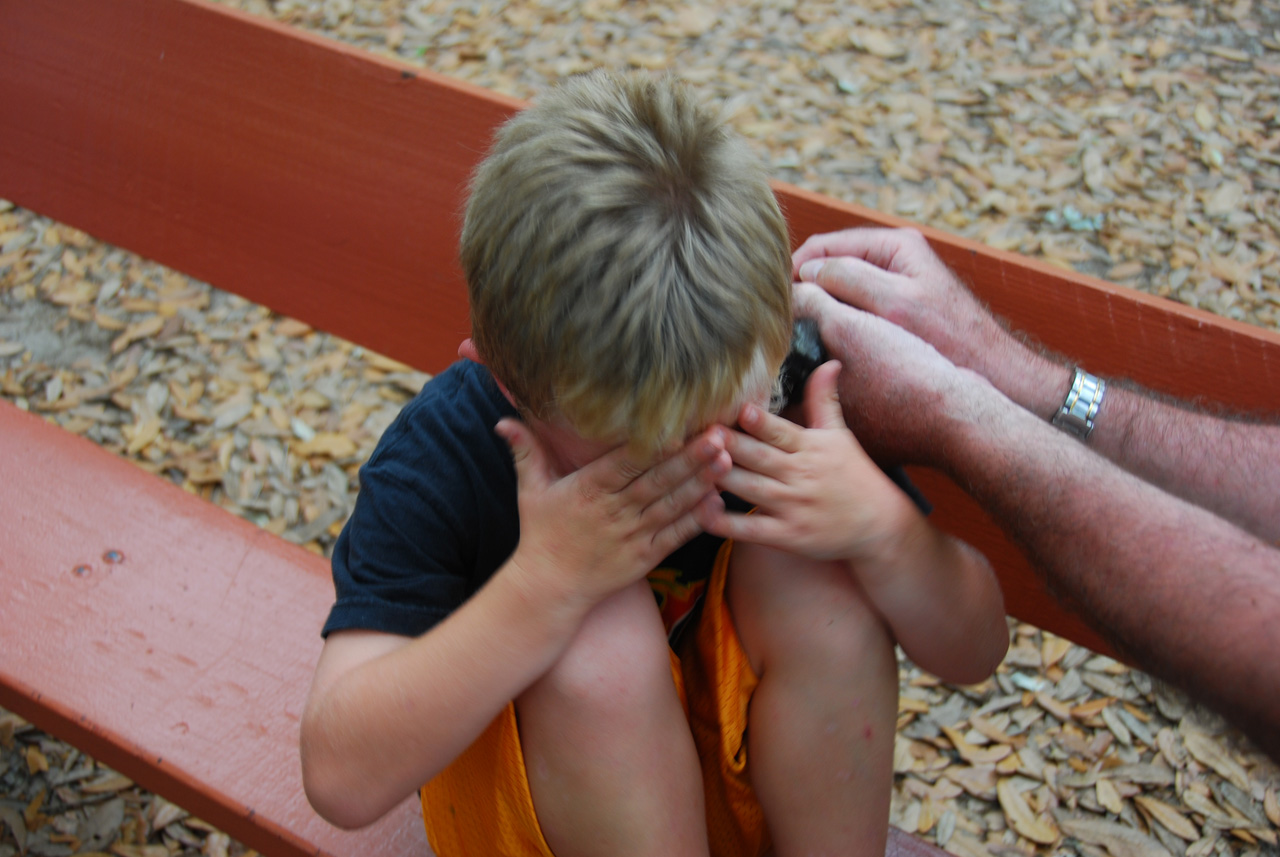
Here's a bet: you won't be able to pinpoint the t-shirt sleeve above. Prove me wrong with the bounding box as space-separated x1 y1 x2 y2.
322 362 519 638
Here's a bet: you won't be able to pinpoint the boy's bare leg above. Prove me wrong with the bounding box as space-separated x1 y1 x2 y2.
517 579 710 857
728 543 898 857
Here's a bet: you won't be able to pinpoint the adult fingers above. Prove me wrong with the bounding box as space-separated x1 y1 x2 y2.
790 280 840 322
802 361 847 431
797 256 899 315
792 227 925 277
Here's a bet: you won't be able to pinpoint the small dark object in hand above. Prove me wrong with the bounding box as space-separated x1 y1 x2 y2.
772 318 828 412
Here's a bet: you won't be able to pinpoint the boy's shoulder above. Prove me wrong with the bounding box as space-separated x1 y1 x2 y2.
323 360 521 638
368 359 516 473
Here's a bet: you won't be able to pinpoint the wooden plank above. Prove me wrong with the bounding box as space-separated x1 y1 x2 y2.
0 0 511 376
0 400 427 857
5 0 1280 646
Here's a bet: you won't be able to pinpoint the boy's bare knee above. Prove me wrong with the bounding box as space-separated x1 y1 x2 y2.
785 583 892 677
729 544 894 678
524 581 674 722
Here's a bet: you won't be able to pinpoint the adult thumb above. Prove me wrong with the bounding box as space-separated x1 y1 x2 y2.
495 418 551 492
803 360 847 430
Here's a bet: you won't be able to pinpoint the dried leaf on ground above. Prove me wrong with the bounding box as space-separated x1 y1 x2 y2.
998 778 1060 844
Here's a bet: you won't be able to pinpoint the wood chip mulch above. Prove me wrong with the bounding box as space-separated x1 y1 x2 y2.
3 1 1279 856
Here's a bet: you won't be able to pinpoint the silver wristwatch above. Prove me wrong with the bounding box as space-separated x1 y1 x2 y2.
1051 368 1105 440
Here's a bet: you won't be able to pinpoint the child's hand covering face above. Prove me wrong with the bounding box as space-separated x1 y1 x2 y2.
694 361 918 564
495 418 731 612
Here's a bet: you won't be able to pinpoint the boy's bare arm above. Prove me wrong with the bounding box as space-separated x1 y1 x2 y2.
301 425 728 829
695 362 1008 685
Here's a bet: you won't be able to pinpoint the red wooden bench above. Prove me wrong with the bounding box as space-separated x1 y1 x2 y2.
3 1 1279 856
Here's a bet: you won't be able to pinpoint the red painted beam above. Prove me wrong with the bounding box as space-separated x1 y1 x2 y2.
0 0 512 376
0 401 426 857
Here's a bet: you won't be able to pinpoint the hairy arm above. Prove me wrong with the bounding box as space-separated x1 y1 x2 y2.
942 380 1280 759
1078 382 1280 542
793 227 1280 541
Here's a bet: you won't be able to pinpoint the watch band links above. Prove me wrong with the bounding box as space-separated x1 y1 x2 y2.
1051 368 1105 440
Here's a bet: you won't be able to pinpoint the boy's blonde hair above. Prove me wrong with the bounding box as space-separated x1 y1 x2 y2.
461 70 791 452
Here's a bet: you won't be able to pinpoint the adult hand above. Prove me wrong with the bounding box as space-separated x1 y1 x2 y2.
496 419 729 611
793 227 1066 418
695 361 918 563
789 281 984 466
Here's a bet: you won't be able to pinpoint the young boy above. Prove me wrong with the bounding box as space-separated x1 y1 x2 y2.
300 70 1008 857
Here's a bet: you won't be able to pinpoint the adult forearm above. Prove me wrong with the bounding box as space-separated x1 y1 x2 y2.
943 386 1280 760
303 566 585 827
1085 383 1280 542
994 350 1280 542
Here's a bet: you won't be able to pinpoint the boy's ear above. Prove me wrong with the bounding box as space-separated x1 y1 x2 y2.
459 338 519 409
458 338 483 365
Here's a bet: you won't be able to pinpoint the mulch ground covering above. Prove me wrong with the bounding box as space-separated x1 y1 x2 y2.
3 1 1279 856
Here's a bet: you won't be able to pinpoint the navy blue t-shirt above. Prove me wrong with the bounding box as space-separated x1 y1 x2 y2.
323 359 928 639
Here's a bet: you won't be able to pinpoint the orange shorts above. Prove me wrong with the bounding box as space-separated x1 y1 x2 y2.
419 540 769 857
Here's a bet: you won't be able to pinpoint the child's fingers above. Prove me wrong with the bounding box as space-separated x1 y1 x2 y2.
640 452 728 532
802 361 847 431
692 503 787 550
718 426 788 477
494 418 552 494
712 464 787 510
584 442 653 494
737 401 803 453
627 427 726 507
650 509 710 560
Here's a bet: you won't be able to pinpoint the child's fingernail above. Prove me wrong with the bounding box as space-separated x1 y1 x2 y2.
799 260 825 281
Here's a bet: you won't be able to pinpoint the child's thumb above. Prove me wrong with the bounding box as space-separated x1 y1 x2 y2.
803 360 847 430
495 418 551 491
